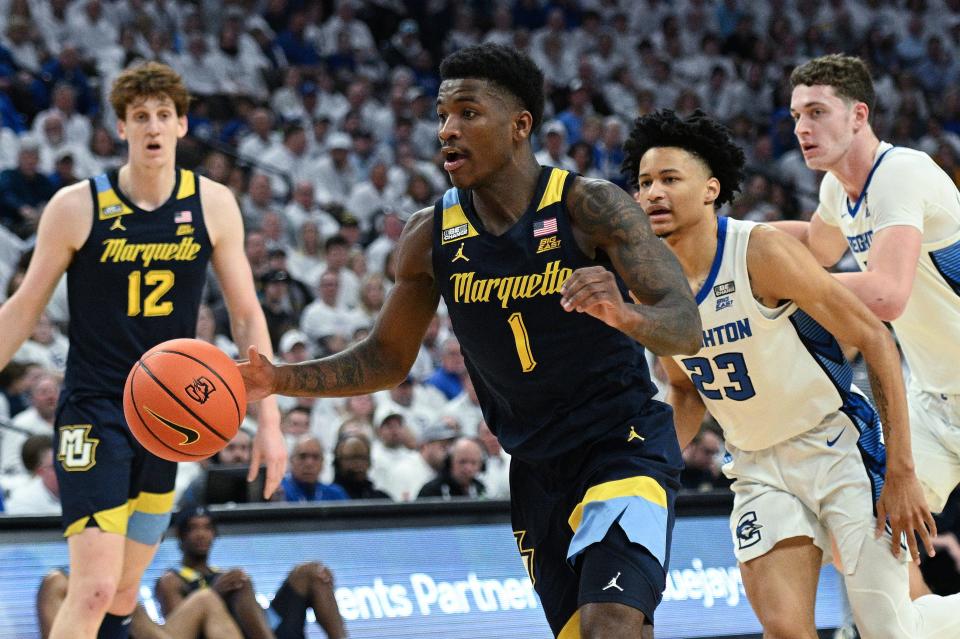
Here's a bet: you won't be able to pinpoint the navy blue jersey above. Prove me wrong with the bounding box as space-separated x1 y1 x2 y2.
63 169 212 396
432 167 659 461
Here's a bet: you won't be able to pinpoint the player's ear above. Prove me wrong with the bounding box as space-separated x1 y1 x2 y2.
514 111 533 142
852 102 870 133
704 177 721 206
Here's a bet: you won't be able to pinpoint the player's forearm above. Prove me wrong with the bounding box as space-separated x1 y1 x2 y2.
769 220 810 246
618 295 702 356
834 271 908 321
0 295 43 371
668 387 707 449
273 337 408 398
860 330 914 472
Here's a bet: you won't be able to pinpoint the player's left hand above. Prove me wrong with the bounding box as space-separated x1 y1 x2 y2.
876 469 937 561
247 398 286 499
560 266 628 328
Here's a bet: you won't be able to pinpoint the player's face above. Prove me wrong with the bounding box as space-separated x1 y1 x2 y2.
634 147 719 238
181 516 215 557
437 79 528 189
117 94 187 168
790 84 859 171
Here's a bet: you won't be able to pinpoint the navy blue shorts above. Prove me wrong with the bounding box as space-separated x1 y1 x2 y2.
53 393 176 544
509 400 682 636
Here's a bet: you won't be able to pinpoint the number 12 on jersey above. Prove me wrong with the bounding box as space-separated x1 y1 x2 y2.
127 269 175 317
682 352 756 401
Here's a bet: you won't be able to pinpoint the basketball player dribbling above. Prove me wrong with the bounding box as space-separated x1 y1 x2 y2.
781 54 960 599
0 62 286 639
625 108 960 638
242 44 702 638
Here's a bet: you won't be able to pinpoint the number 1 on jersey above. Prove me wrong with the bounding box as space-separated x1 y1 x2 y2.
507 312 537 372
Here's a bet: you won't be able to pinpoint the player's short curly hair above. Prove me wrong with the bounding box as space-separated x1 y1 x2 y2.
109 61 190 120
621 109 746 209
790 54 875 113
439 43 545 133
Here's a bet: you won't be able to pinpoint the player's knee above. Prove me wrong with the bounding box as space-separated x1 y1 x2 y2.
71 576 120 614
289 561 333 593
756 615 815 639
580 602 645 639
37 570 69 601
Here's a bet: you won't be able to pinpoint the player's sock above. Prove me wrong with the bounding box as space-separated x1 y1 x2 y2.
97 612 132 639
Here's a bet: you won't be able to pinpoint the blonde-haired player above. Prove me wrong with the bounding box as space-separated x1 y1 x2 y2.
0 62 286 638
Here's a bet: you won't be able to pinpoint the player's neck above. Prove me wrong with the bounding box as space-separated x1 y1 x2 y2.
182 554 209 570
117 162 177 210
470 155 541 235
830 133 881 202
665 213 718 288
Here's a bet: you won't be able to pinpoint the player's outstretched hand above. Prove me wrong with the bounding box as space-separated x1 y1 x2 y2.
560 266 628 328
876 469 937 561
239 345 276 402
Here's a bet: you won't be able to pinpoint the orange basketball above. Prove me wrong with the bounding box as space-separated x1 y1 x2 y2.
123 338 246 462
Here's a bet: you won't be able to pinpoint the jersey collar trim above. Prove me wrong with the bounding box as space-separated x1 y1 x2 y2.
695 215 728 305
846 145 895 219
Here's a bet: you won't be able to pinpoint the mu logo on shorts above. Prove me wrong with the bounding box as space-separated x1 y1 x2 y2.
185 376 216 404
736 511 763 549
57 425 99 471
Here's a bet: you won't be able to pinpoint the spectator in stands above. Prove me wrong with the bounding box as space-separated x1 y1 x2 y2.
441 374 482 438
177 429 256 510
680 427 732 493
277 435 348 502
259 269 300 352
426 337 466 400
284 181 340 245
477 420 510 499
261 123 313 201
280 405 312 451
402 421 458 499
369 410 420 501
299 270 362 344
332 433 390 500
311 132 356 207
156 507 347 639
535 120 576 171
32 83 92 148
39 567 243 639
417 437 486 500
1 372 58 478
4 433 59 514
347 161 396 232
15 312 68 372
240 173 275 232
0 139 55 238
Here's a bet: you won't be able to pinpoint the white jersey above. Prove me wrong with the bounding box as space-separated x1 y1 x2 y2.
817 141 960 394
673 217 874 451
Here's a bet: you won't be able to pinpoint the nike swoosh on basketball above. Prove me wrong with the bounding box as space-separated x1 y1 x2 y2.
144 406 199 445
826 427 846 447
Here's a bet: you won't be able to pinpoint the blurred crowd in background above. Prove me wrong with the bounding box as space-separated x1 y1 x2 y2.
6 0 960 516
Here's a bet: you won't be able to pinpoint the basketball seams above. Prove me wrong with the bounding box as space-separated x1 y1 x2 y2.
138 357 232 444
128 364 211 459
153 347 244 418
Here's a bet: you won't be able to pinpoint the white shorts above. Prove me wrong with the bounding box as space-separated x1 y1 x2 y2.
909 386 960 512
722 407 904 575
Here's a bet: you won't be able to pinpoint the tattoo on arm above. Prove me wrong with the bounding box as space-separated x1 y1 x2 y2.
276 340 391 397
868 367 891 443
570 178 701 354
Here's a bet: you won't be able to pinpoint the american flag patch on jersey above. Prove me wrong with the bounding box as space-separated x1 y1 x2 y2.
533 218 557 237
174 210 192 224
